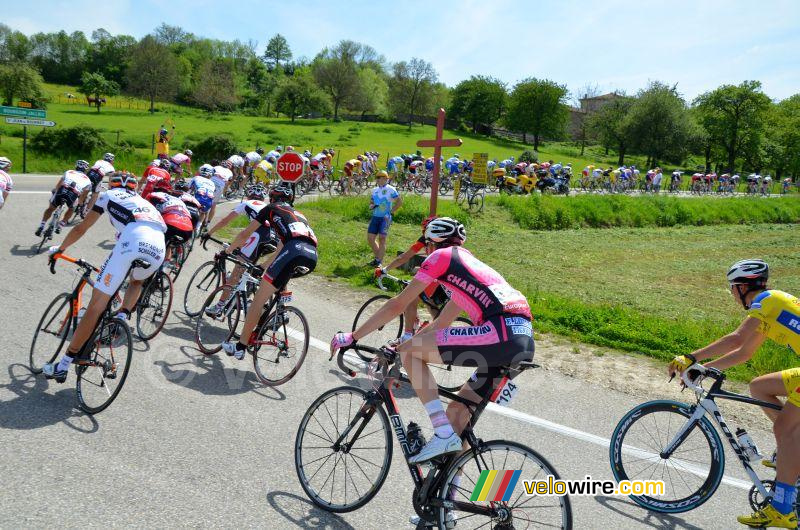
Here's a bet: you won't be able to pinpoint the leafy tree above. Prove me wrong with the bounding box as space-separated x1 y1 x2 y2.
588 96 635 165
263 34 292 69
448 76 507 133
350 67 388 118
311 41 362 120
0 62 46 107
126 36 179 113
765 94 800 178
192 59 239 111
626 81 694 166
29 30 89 84
153 23 190 47
87 29 136 84
505 78 568 151
693 80 771 173
274 70 330 122
388 58 438 127
79 71 119 113
0 28 33 62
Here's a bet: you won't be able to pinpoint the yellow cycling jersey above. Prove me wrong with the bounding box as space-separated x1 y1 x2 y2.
747 290 800 354
253 160 273 183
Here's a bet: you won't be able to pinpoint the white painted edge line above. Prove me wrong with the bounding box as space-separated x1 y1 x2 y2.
10 191 51 194
301 332 751 491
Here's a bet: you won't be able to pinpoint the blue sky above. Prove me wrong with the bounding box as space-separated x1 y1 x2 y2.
6 0 799 101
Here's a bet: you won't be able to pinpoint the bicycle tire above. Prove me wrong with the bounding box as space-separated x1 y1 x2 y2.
352 295 403 362
183 261 221 317
295 386 393 512
609 400 724 513
136 271 173 341
29 292 72 374
195 284 240 355
76 316 133 414
437 439 572 529
468 190 485 213
251 305 309 386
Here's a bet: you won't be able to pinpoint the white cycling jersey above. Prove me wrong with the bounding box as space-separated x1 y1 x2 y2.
92 187 167 234
244 152 262 165
190 175 216 198
61 170 92 194
212 166 233 183
171 153 191 166
227 155 245 168
92 160 115 176
96 223 165 296
312 153 326 162
0 170 14 193
267 150 281 160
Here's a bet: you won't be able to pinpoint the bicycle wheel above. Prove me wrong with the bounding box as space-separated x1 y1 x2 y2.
436 439 572 529
351 295 403 362
295 386 393 513
317 174 331 192
75 316 133 414
468 190 485 213
183 261 222 317
429 317 477 393
29 292 73 374
252 305 309 386
136 271 173 341
195 285 240 355
609 400 724 513
413 179 427 195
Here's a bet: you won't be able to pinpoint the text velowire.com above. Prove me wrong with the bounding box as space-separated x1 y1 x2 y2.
524 476 665 497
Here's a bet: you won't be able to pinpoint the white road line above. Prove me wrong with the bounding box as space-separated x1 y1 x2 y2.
303 332 752 491
10 191 51 194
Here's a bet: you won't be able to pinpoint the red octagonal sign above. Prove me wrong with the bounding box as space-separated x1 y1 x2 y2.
275 152 305 182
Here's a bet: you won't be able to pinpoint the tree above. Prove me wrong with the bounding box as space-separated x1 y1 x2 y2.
87 29 136 84
0 62 46 107
79 71 119 113
349 67 388 118
153 23 189 47
388 58 438 127
29 30 89 85
765 94 800 178
588 96 635 165
191 59 239 111
693 80 771 173
263 34 292 69
505 78 568 151
311 41 362 120
274 70 330 122
126 36 180 113
0 28 33 62
448 76 507 133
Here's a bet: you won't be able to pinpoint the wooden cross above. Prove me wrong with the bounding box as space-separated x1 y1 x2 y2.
417 108 462 215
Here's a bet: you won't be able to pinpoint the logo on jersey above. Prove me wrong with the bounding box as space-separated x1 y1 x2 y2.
448 325 493 337
777 311 800 335
103 273 112 287
446 274 493 308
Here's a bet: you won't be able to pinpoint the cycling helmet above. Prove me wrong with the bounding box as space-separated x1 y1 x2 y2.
425 217 466 245
357 155 365 161
0 156 11 170
199 165 215 178
103 152 115 163
150 159 161 167
376 170 389 179
221 160 233 170
159 158 172 170
303 150 311 157
174 179 190 192
256 148 265 155
421 215 437 230
727 259 769 308
108 171 137 190
322 149 329 155
269 182 294 203
286 145 294 152
184 149 193 157
246 185 268 201
75 160 90 173
276 146 283 152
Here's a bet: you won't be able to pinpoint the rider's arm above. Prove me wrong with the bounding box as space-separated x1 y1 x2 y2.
391 193 403 215
226 218 261 253
384 244 420 272
353 278 428 340
430 300 461 330
206 211 238 237
58 210 101 251
690 317 763 365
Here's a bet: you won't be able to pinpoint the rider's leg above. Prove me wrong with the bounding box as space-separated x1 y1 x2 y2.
40 203 56 223
772 399 800 515
376 234 387 263
366 231 379 261
749 372 785 423
56 290 113 370
118 278 145 315
233 280 277 348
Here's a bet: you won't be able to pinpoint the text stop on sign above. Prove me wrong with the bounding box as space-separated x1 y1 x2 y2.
276 152 305 182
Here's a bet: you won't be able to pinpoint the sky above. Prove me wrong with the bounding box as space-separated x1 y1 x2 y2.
6 0 799 102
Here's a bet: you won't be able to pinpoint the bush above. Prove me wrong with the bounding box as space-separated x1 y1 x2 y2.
30 125 107 157
251 123 277 135
189 134 238 162
519 150 538 163
323 127 332 133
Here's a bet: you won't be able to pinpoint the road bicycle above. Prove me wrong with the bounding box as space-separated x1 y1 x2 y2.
29 253 134 414
182 239 234 317
610 367 799 517
294 343 572 528
456 177 485 213
163 233 192 282
195 248 310 386
133 259 174 341
36 203 66 254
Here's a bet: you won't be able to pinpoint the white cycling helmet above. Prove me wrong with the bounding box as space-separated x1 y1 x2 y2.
424 217 466 245
727 259 769 285
199 164 215 178
103 152 115 163
0 156 12 170
150 159 161 167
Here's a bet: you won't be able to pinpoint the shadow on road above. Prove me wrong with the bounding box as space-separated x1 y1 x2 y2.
265 491 355 529
0 363 99 433
9 243 43 258
594 496 704 529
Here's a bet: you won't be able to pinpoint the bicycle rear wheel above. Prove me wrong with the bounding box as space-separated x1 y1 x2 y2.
136 271 173 340
609 400 723 513
29 292 73 374
195 285 240 354
437 439 572 529
252 305 309 386
295 386 393 512
352 295 403 362
183 261 221 317
468 190 485 213
75 316 133 414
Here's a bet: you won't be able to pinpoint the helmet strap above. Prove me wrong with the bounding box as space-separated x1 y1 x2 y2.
734 283 766 309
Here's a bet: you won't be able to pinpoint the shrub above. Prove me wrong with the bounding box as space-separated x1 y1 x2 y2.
251 123 278 135
519 150 538 163
323 127 332 133
189 134 238 162
30 125 107 157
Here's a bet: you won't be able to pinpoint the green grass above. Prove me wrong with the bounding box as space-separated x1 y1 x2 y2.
252 197 800 382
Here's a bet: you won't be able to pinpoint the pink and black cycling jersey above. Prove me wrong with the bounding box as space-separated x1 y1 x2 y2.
415 246 531 325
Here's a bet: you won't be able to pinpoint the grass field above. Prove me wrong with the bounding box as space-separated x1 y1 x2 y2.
228 196 800 382
0 83 656 173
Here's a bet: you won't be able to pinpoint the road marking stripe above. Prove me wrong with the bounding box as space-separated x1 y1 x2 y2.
10 191 52 194
303 332 751 491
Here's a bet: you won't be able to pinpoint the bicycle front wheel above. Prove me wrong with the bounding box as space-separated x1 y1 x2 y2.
195 285 240 355
609 400 724 513
468 190 485 213
295 386 393 512
437 439 572 529
352 295 403 362
30 292 73 374
252 305 309 386
183 261 221 317
76 316 133 414
136 271 173 341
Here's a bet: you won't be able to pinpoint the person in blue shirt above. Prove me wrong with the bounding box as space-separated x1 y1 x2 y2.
367 170 403 266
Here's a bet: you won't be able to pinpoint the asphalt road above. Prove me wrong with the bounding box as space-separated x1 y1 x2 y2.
0 174 778 529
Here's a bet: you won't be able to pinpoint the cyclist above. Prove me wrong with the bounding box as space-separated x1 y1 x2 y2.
227 152 245 179
367 170 402 266
147 183 193 265
220 183 317 360
209 161 233 224
36 160 92 235
79 152 115 213
0 156 12 210
332 217 534 463
189 165 216 230
253 159 273 185
266 146 282 161
42 172 166 383
667 260 799 529
201 185 278 316
172 179 202 233
671 170 683 190
387 155 404 178
342 158 362 195
244 148 264 175
138 158 173 199
310 150 327 172
170 149 192 176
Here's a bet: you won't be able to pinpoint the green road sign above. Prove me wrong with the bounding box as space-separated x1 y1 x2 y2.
0 105 46 119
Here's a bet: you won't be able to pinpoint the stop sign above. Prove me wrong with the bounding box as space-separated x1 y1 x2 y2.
275 152 305 182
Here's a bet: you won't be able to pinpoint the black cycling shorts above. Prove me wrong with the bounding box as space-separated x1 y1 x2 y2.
263 239 317 289
165 224 193 246
50 187 78 208
185 206 200 228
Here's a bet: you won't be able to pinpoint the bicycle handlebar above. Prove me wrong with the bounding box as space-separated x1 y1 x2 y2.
49 253 98 275
680 365 723 395
202 235 228 251
376 271 409 291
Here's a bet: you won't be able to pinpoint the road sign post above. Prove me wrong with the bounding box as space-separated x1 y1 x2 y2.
472 153 489 185
2 107 52 174
22 126 26 174
416 108 462 216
